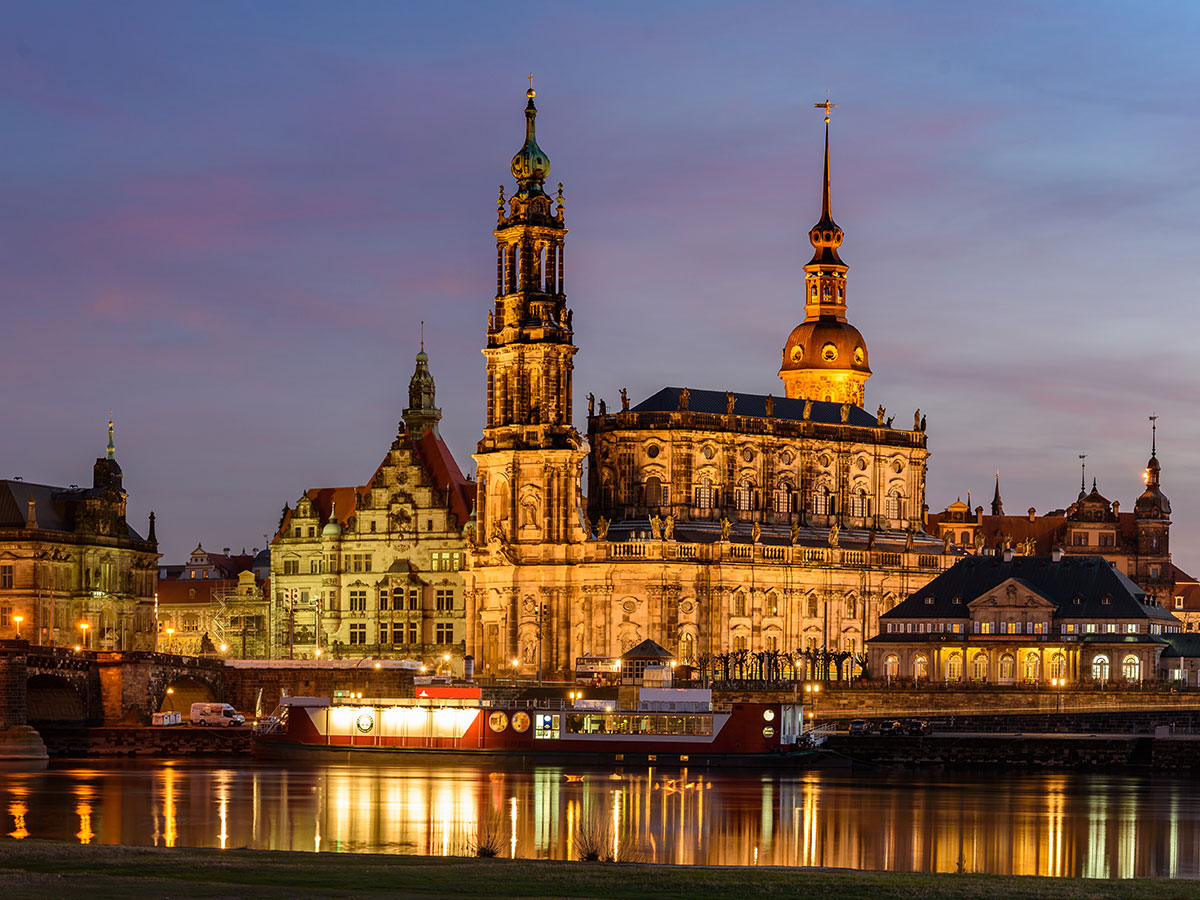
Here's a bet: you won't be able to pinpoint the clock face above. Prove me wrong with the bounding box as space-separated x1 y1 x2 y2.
854 346 864 364
790 345 803 363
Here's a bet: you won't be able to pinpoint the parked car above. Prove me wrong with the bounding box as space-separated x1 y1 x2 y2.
848 719 871 735
904 719 932 736
878 720 904 735
190 702 245 727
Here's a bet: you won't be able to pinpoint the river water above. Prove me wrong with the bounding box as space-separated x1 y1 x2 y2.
2 759 1198 878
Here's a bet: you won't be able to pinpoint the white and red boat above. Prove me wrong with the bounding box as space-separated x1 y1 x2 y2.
253 688 823 765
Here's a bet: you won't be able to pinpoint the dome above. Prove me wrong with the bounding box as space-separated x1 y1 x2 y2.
780 318 870 374
511 89 550 186
322 519 342 537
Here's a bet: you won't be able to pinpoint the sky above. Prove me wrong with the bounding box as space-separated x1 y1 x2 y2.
3 1 1200 571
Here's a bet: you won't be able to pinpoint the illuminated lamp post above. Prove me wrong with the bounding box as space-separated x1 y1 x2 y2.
804 681 821 725
12 615 23 640
511 657 520 681
1050 677 1065 715
165 626 174 654
79 621 90 650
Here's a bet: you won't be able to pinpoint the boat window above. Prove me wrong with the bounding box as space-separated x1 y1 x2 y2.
564 713 712 737
534 713 559 739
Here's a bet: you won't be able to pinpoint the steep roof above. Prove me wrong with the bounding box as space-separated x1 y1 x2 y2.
0 481 69 531
631 387 883 428
621 639 674 660
882 554 1177 622
412 430 476 526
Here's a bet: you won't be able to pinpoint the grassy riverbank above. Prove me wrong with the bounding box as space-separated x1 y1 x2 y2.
1 841 1198 900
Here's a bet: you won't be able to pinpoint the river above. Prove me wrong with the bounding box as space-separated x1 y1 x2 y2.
2 759 1198 877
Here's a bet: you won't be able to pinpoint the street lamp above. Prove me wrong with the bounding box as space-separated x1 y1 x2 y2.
1050 677 1065 715
219 643 228 655
12 615 23 639
804 681 821 724
511 657 520 680
165 626 174 653
79 621 90 650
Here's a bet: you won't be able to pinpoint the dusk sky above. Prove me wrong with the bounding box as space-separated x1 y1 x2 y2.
4 2 1199 571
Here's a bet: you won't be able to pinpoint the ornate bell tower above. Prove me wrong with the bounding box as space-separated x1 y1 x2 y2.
778 100 872 406
474 84 586 549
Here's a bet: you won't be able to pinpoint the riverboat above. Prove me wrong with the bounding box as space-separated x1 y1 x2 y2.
252 688 825 765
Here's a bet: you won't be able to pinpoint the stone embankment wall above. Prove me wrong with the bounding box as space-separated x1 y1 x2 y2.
822 733 1200 770
718 685 1200 719
222 667 416 717
39 725 252 758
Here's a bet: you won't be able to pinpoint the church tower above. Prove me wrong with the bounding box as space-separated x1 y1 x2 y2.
779 102 872 406
474 84 586 548
1134 420 1171 602
402 340 441 439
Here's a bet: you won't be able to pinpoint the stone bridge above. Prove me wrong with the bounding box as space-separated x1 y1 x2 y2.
1 641 226 727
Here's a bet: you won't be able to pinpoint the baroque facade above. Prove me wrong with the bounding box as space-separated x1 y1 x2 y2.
467 89 951 679
930 444 1177 606
867 550 1183 685
0 422 158 650
270 349 474 668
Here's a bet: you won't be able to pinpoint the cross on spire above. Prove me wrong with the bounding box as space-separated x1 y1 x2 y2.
814 91 838 124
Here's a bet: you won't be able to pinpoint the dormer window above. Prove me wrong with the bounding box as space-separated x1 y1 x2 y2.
952 596 962 605
1102 595 1111 605
925 596 935 605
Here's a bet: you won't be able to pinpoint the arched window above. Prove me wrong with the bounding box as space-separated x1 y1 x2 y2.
806 596 819 618
972 652 988 681
734 593 746 617
679 633 694 664
960 531 970 545
1122 654 1141 683
848 488 868 518
1092 654 1110 682
812 486 831 516
913 655 928 680
736 480 754 512
884 654 899 679
845 596 857 618
774 483 793 514
694 477 713 510
1050 653 1067 679
999 653 1015 681
1024 652 1040 683
886 493 903 520
645 476 663 508
946 652 963 681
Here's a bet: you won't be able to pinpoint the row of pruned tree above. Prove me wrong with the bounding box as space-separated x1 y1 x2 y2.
691 647 870 684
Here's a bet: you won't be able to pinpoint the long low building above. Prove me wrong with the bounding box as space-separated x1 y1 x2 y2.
867 550 1183 685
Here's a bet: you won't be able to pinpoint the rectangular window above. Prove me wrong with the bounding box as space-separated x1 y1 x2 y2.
1177 596 1185 609
326 554 337 573
409 589 420 611
0 565 11 589
734 635 748 652
349 623 366 645
1086 623 1096 634
1099 533 1115 547
1072 532 1089 546
299 590 309 604
408 623 419 645
0 605 10 627
310 559 321 574
379 588 389 610
435 622 453 643
282 559 299 575
435 588 454 613
980 622 992 634
349 590 367 612
1126 623 1138 633
379 623 388 644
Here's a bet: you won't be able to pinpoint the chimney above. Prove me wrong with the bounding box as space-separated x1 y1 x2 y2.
1113 500 1120 515
26 498 37 530
223 547 231 555
1002 547 1015 562
1028 507 1036 523
975 506 983 524
1051 546 1064 562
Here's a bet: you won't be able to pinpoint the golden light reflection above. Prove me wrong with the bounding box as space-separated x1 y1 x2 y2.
74 783 95 846
160 766 177 848
9 801 28 840
509 795 518 859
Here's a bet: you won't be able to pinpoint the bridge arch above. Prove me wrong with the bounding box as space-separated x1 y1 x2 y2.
158 676 217 714
26 674 87 723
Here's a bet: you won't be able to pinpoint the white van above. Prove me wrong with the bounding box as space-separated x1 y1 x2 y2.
190 702 245 727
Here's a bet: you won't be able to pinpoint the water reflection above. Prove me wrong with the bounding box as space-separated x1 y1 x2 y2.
1 760 1199 878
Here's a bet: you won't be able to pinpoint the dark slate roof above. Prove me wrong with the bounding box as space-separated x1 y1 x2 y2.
0 481 69 530
621 639 674 661
882 554 1177 622
1159 635 1200 659
631 388 884 428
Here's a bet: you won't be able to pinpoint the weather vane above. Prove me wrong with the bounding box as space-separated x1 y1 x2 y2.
814 90 837 124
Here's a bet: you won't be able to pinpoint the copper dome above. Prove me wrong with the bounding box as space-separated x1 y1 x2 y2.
780 318 870 373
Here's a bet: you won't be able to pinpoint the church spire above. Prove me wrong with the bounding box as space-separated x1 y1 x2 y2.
106 410 115 459
510 76 550 198
991 472 1003 516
